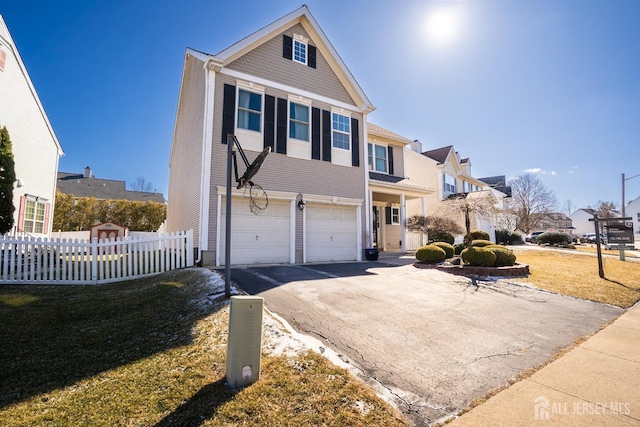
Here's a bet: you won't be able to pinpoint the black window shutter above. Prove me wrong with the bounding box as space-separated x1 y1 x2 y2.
308 45 317 69
322 110 331 162
387 145 395 175
283 35 293 60
221 84 236 144
276 98 287 154
311 107 321 160
385 206 392 225
264 95 275 150
351 117 360 167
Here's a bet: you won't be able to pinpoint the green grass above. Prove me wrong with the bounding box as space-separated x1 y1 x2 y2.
0 269 408 426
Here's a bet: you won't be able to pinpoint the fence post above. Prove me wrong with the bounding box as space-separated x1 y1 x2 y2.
91 237 98 284
187 229 194 267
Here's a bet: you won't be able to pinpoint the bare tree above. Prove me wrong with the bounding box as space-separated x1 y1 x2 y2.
440 191 499 247
594 200 618 218
562 199 575 217
509 174 557 234
406 215 464 235
129 176 154 192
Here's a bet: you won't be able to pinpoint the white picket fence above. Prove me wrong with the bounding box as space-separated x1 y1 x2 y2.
0 230 194 285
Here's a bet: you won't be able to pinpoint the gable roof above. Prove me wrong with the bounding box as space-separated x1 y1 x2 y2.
422 146 453 164
478 175 512 197
0 15 63 156
188 5 374 114
57 171 165 203
367 122 413 144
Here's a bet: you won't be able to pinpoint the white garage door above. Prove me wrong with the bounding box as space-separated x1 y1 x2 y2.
220 197 291 265
307 204 358 262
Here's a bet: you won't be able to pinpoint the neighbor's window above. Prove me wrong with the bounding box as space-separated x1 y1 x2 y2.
293 39 307 64
391 207 400 225
23 199 46 234
237 89 262 132
332 113 350 150
368 143 388 173
444 173 457 194
289 102 309 141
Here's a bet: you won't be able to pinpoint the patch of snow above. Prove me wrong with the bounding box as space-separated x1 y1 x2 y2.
354 400 374 415
191 268 239 309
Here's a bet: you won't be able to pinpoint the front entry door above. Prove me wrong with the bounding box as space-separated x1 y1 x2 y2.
372 206 380 248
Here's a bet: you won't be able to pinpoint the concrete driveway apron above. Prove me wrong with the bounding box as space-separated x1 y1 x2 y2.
226 260 622 426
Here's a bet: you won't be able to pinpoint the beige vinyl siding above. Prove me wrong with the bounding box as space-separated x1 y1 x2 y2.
207 72 366 256
166 55 206 244
225 23 354 106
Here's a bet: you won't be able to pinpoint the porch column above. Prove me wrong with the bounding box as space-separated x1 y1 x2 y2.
400 194 406 252
368 190 374 247
421 197 427 216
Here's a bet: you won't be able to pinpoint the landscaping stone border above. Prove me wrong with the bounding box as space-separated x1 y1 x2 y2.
414 262 530 277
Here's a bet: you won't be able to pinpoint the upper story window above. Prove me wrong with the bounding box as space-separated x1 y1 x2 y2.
368 143 388 173
24 199 46 234
332 113 350 150
444 173 457 194
293 39 307 65
237 89 262 132
289 102 309 141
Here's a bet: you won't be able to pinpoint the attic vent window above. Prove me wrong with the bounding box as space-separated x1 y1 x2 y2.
293 39 307 65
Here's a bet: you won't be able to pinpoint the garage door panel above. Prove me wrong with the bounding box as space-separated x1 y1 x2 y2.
220 197 290 265
307 204 357 263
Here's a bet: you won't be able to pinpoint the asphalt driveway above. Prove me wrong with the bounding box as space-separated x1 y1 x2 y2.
225 259 623 426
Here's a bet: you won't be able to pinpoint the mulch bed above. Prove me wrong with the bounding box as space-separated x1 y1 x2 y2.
413 262 530 277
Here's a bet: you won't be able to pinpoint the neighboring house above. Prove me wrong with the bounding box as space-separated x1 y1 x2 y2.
366 124 434 252
0 15 64 237
537 212 574 234
570 208 619 236
625 196 640 240
405 143 507 242
167 6 375 265
57 167 165 203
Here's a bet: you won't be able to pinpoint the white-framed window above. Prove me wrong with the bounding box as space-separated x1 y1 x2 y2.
289 102 309 141
237 89 262 132
391 207 400 225
332 113 350 150
293 39 307 65
444 173 457 194
368 143 388 173
24 199 46 234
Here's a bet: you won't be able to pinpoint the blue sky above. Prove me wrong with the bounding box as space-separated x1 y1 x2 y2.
3 0 640 212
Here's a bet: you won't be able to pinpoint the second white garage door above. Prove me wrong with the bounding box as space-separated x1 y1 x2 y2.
306 204 358 263
220 197 291 265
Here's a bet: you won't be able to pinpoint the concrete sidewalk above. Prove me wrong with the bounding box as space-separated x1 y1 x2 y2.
449 302 640 426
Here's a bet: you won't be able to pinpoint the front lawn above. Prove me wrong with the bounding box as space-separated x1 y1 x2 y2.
513 250 640 308
0 269 408 426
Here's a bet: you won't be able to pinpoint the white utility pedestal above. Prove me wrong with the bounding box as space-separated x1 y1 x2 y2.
226 295 264 389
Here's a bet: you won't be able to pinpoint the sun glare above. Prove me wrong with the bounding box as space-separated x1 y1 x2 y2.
425 8 463 45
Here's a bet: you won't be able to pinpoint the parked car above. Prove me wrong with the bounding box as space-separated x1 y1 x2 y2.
579 233 606 244
526 231 545 243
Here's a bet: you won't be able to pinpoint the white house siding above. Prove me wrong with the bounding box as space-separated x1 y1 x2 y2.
569 210 597 236
404 149 438 218
0 16 62 237
626 198 640 243
166 54 206 246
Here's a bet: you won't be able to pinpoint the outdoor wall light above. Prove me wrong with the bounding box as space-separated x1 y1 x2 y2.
297 199 306 211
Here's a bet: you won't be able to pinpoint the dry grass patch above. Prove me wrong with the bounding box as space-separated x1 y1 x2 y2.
514 250 640 308
0 269 408 427
574 246 639 258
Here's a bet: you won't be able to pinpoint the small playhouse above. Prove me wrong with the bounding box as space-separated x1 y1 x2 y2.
90 222 128 242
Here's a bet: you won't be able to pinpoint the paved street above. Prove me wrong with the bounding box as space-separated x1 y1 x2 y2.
225 260 622 426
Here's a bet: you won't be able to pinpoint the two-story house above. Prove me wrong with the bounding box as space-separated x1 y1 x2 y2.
404 144 509 242
167 6 375 265
0 16 64 237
